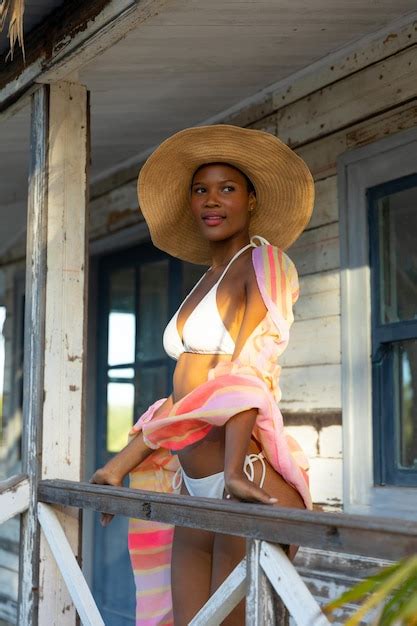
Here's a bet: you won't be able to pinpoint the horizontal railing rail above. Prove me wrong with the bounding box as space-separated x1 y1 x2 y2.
3 474 417 625
38 478 417 561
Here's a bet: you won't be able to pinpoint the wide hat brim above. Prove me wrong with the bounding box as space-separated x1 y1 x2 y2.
138 125 315 265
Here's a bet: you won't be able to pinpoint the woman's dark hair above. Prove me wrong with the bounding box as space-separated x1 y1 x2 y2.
192 162 256 195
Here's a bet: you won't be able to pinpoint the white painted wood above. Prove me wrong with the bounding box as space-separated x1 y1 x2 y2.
0 1 168 109
297 99 417 180
277 44 417 147
288 223 340 276
88 10 417 189
246 539 279 626
38 503 104 626
189 558 246 626
89 178 140 241
37 80 89 626
271 12 417 112
339 125 417 516
0 477 29 525
260 542 330 626
281 316 340 368
280 363 341 411
308 176 338 230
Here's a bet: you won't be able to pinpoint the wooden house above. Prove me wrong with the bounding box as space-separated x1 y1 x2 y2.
1 1 417 624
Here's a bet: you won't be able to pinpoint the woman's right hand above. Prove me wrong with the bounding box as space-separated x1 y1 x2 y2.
90 467 123 527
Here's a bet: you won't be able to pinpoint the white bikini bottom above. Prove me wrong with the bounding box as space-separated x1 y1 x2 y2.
172 452 266 499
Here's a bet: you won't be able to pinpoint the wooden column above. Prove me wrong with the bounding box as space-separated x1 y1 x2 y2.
19 84 49 626
19 81 89 625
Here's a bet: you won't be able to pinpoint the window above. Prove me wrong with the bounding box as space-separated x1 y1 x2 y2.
368 175 417 486
339 126 417 517
93 241 204 623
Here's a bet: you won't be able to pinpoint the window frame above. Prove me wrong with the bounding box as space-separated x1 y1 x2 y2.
368 174 417 486
338 126 417 519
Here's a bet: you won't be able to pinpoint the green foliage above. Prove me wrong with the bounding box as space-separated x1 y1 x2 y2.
324 556 417 625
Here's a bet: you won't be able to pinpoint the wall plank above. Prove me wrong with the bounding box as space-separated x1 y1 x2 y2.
281 315 341 368
277 45 417 147
272 18 417 111
297 100 417 180
89 180 141 241
308 176 338 230
296 271 340 321
280 363 341 411
288 223 340 276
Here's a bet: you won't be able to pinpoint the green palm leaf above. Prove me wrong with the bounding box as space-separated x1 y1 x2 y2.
379 569 417 625
324 561 402 612
324 556 417 625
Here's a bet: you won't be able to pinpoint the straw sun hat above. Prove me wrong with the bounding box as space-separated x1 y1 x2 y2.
138 124 314 265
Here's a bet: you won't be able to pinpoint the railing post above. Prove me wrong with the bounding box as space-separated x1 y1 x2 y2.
246 539 277 625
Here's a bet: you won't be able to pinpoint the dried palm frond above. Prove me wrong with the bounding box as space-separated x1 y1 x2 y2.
0 0 25 62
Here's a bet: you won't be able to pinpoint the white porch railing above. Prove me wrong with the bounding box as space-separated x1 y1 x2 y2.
3 475 417 626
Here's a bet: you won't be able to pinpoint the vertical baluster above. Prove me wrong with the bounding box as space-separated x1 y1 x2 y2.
246 539 276 625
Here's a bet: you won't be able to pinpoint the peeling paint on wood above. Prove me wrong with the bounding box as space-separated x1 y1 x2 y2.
36 80 89 626
276 45 417 147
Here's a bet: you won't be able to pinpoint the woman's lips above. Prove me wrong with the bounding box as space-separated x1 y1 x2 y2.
202 214 225 227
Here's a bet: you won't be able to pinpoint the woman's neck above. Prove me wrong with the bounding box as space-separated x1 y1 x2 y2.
208 235 251 269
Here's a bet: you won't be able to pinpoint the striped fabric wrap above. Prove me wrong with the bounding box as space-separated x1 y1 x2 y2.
128 244 311 625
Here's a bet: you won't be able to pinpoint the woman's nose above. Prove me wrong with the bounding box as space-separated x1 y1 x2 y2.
205 192 220 206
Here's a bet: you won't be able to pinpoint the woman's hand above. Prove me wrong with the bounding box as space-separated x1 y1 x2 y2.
225 471 277 505
90 466 123 527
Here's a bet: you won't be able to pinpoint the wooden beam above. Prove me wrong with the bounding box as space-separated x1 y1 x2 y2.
18 84 49 626
38 480 417 561
260 542 329 626
37 504 104 626
36 80 89 626
0 475 29 524
0 0 168 114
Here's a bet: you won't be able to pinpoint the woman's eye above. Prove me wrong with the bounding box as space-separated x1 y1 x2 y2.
193 186 206 194
223 185 235 192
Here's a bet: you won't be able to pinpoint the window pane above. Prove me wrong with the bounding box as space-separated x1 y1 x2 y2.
108 367 135 380
377 186 417 323
138 261 168 361
395 340 417 470
137 366 168 415
107 382 134 453
182 263 206 298
107 268 136 366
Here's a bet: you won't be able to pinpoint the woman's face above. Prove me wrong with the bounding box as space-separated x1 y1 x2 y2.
190 163 255 243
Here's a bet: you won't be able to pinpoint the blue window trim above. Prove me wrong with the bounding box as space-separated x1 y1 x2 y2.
368 172 417 487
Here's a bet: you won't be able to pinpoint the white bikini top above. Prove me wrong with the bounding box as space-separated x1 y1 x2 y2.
163 236 269 360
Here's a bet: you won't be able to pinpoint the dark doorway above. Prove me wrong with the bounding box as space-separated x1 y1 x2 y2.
93 241 203 624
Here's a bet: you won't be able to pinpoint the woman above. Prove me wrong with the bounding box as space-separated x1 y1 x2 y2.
91 125 315 625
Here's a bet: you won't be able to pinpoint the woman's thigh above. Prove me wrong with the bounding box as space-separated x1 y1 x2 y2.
171 483 215 625
210 456 306 625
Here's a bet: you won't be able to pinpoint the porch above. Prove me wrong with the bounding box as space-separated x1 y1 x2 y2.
1 1 417 624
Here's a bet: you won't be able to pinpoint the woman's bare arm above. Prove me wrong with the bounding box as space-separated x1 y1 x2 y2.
223 260 277 504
